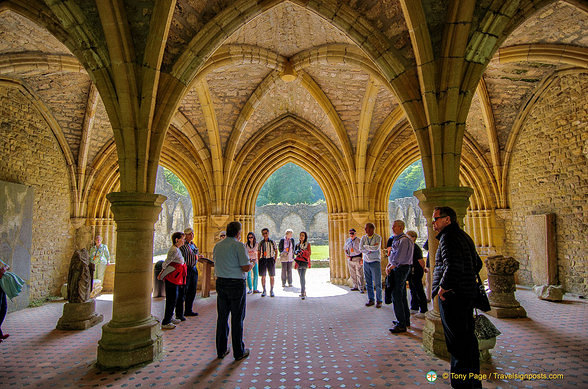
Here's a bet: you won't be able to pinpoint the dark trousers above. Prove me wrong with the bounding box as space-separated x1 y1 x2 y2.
0 287 6 337
408 267 428 313
281 262 293 285
216 277 247 359
185 266 199 314
391 265 411 327
439 296 482 389
163 280 185 325
297 265 308 293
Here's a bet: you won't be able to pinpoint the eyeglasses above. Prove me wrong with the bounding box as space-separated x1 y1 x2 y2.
248 236 254 239
349 232 355 235
432 216 447 222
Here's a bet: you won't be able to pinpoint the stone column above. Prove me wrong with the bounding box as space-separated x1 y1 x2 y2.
414 186 473 358
485 255 526 318
375 211 389 273
97 192 166 369
329 213 348 284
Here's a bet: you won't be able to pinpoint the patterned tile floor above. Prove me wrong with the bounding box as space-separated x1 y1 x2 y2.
1 269 586 388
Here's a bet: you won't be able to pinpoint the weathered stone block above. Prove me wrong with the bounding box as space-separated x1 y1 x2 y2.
485 255 527 318
533 284 564 301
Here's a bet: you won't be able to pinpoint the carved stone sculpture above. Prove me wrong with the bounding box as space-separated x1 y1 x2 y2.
57 249 103 330
66 249 92 303
485 255 527 318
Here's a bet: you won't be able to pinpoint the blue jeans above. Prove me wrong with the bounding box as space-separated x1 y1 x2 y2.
363 261 382 302
392 265 411 327
247 262 259 291
216 278 247 359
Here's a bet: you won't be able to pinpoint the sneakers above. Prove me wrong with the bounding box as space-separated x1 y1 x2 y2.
261 290 266 297
235 348 250 361
253 290 261 294
171 318 181 324
300 292 306 300
288 284 293 287
247 290 253 294
359 289 365 294
162 323 176 330
365 300 375 307
376 301 382 308
389 325 407 333
176 316 187 321
350 287 359 291
270 290 275 297
282 284 286 288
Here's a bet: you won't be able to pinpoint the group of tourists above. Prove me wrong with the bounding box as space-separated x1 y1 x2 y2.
244 228 312 299
159 206 483 388
344 220 428 331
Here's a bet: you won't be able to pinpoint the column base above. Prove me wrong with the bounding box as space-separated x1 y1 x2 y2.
330 277 347 285
487 305 527 318
56 299 103 330
97 316 162 370
422 310 450 358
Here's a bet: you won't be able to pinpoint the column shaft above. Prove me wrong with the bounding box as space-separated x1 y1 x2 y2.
97 192 166 369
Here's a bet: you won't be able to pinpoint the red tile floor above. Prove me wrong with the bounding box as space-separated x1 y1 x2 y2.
1 268 586 388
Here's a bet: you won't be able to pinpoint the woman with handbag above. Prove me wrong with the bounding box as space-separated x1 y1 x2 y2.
158 231 187 330
278 229 295 288
294 231 311 300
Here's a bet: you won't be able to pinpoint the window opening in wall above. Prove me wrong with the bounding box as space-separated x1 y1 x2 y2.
153 166 193 263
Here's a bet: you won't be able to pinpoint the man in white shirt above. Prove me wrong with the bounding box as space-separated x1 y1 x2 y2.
359 223 383 308
343 228 364 292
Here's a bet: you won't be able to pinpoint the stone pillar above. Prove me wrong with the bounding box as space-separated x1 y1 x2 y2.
375 211 389 273
97 192 166 369
485 255 526 318
414 186 473 358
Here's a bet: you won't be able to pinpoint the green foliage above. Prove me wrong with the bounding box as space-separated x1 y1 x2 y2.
256 163 325 206
162 167 189 197
389 160 425 200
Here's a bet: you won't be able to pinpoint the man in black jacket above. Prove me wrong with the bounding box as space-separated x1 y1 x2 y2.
432 206 483 389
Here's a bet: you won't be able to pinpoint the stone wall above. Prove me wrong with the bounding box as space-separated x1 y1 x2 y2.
503 71 588 295
0 85 73 301
255 203 328 244
388 197 428 243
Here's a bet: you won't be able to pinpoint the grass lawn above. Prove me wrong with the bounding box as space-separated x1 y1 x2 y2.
311 244 329 260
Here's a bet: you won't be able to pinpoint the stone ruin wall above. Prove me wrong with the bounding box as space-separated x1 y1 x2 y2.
0 85 74 300
503 71 588 295
153 195 429 253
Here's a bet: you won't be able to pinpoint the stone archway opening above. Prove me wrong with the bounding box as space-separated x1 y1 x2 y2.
252 162 344 298
153 166 193 260
387 160 427 246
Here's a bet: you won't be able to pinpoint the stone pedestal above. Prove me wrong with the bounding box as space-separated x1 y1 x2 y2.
97 192 166 369
56 299 103 330
485 255 527 318
102 264 116 293
422 310 450 358
414 186 473 358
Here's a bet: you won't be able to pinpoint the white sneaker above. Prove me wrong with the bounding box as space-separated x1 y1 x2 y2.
162 323 176 330
171 318 181 324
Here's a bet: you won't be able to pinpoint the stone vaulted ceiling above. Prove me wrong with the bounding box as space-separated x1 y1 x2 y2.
0 0 586 212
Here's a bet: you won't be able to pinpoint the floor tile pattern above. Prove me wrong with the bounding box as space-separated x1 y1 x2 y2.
1 269 586 388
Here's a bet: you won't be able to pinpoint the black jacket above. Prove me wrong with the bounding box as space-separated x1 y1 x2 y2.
432 223 482 299
279 238 295 254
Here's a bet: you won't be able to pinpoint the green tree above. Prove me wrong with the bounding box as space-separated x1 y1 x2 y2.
256 163 325 206
162 167 189 197
389 160 425 200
